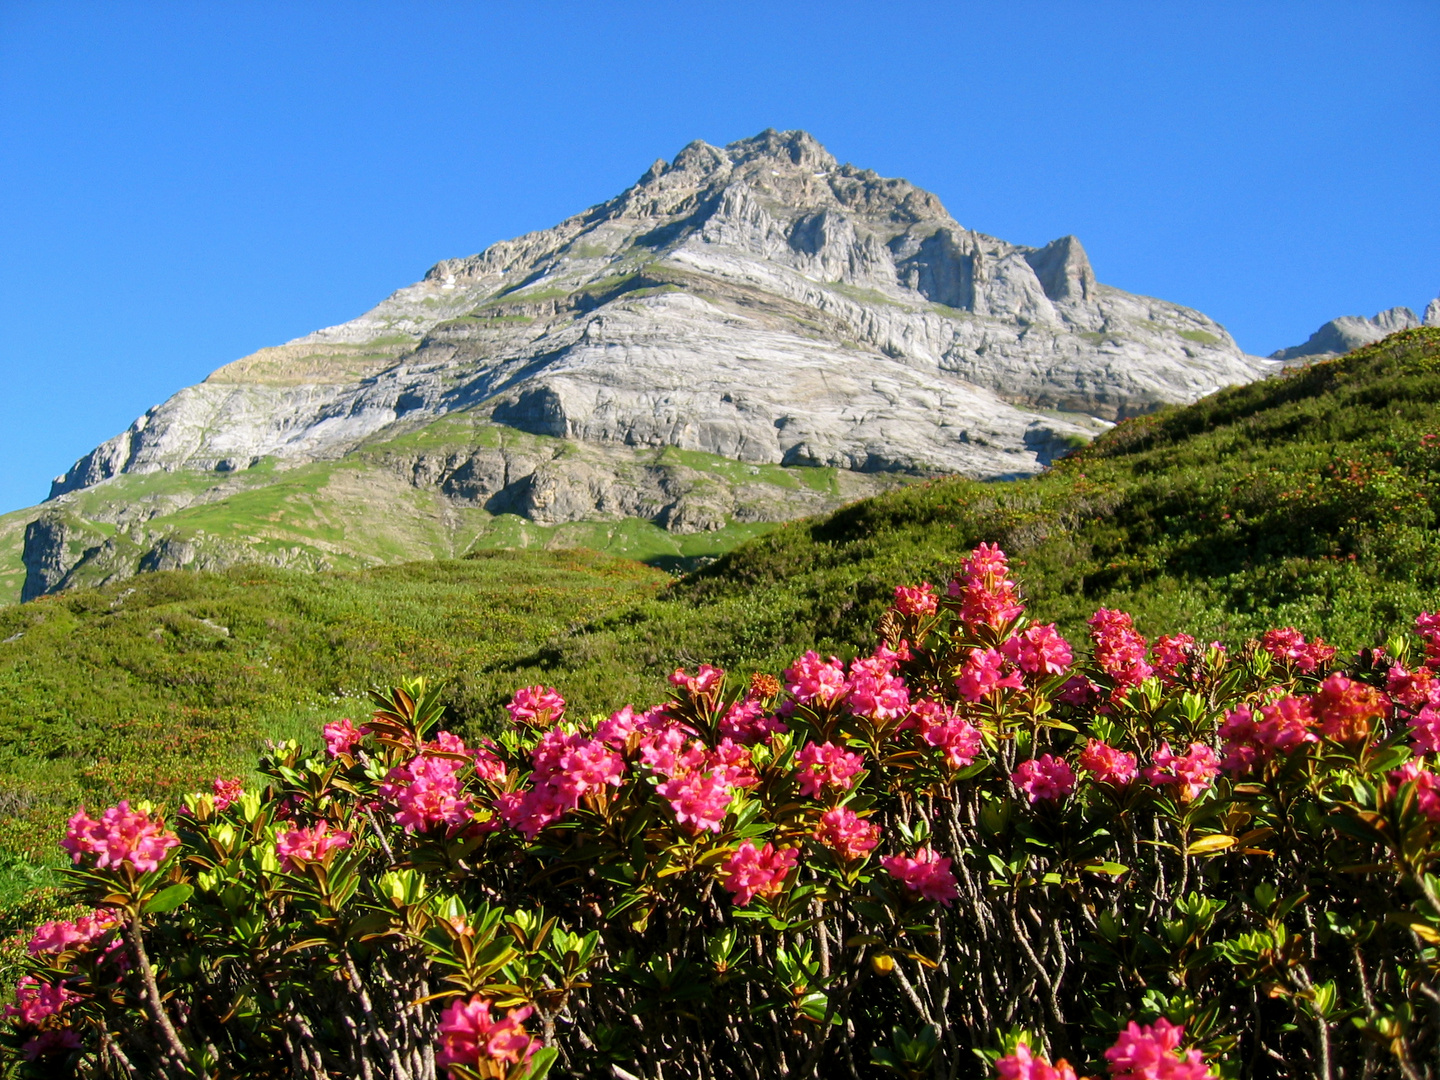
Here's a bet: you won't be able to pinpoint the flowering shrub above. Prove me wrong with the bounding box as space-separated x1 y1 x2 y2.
5 544 1440 1078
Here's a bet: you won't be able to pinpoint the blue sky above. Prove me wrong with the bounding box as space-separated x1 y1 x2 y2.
1 1 1436 513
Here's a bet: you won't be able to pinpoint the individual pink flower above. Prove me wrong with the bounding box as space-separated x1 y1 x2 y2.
1410 705 1440 755
1055 675 1103 707
436 996 541 1073
210 777 244 811
1089 609 1153 697
995 1042 1078 1080
380 754 474 834
322 718 363 757
656 770 733 834
1078 740 1138 787
784 651 851 708
670 664 725 697
497 785 572 840
881 847 958 906
1150 633 1196 683
28 909 119 956
793 741 865 797
1144 743 1220 801
1389 761 1440 823
637 721 696 777
719 841 799 906
275 821 353 871
471 743 507 783
5 977 81 1027
556 738 626 797
1000 624 1074 677
955 647 1025 702
506 685 566 728
1310 673 1389 743
893 582 939 618
1260 627 1335 674
948 543 1026 628
1105 1018 1216 1080
717 696 788 744
1012 755 1076 803
60 801 180 874
814 807 881 862
704 739 760 789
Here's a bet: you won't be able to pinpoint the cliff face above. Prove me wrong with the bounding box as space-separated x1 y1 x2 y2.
23 129 1278 599
1271 298 1440 363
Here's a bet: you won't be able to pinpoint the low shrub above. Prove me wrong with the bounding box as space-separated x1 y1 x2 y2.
6 545 1440 1079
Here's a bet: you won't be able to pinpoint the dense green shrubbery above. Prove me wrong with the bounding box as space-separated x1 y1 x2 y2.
7 544 1440 1078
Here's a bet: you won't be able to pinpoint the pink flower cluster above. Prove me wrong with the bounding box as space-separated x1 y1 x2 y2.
955 647 1024 702
949 543 1025 629
893 582 938 618
670 664 725 698
881 847 958 906
656 769 734 834
274 821 352 872
211 776 244 811
813 807 881 862
846 647 911 723
61 801 179 874
1389 761 1440 823
1089 609 1153 697
1150 633 1196 683
1389 661 1440 752
381 749 476 834
500 727 627 838
1218 698 1318 774
718 696 787 744
910 700 983 769
794 741 865 797
1000 623 1074 677
323 718 363 757
505 685 566 728
719 841 799 906
1105 1018 1216 1080
997 1020 1216 1080
1143 743 1220 801
1260 627 1336 674
5 977 81 1026
1078 740 1138 787
1309 673 1389 743
1418 612 1440 667
1012 755 1076 803
995 1043 1077 1080
28 909 119 956
784 651 850 708
436 996 540 1075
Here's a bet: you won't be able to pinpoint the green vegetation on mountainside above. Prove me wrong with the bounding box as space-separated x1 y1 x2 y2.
0 328 1437 936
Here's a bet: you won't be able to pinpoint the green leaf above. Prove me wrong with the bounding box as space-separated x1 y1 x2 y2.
144 883 194 915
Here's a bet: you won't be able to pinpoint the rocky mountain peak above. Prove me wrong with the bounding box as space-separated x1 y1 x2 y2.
1271 299 1439 363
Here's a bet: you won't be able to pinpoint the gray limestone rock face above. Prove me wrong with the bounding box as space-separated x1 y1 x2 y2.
25 128 1289 600
1425 296 1440 328
1271 307 1423 363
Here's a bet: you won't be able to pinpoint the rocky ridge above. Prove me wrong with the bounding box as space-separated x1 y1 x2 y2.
21 129 1277 600
1271 296 1440 363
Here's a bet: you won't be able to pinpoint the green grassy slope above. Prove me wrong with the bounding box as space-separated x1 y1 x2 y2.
1 328 1436 933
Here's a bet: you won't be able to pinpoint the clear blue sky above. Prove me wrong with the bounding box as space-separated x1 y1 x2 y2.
1 1 1436 514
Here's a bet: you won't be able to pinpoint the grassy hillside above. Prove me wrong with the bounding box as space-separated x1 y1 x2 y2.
0 327 1436 935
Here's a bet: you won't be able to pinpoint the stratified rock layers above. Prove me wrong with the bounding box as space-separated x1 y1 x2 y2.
25 129 1277 598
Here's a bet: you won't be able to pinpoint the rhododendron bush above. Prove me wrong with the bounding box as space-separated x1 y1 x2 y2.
7 544 1440 1079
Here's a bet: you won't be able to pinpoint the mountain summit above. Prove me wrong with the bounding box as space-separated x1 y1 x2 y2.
14 130 1275 600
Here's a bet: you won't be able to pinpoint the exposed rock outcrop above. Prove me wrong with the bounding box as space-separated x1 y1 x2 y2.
24 129 1282 599
1271 303 1436 363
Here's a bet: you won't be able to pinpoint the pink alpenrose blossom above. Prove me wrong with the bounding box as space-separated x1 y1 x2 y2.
893 582 938 618
1104 1018 1216 1080
505 685 566 728
60 801 180 874
1012 754 1076 803
1077 740 1138 788
436 996 541 1073
881 847 959 906
1000 624 1074 677
719 841 799 906
274 821 353 872
994 1042 1078 1080
322 718 363 757
793 741 865 797
813 807 881 862
656 770 733 834
1143 743 1221 801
